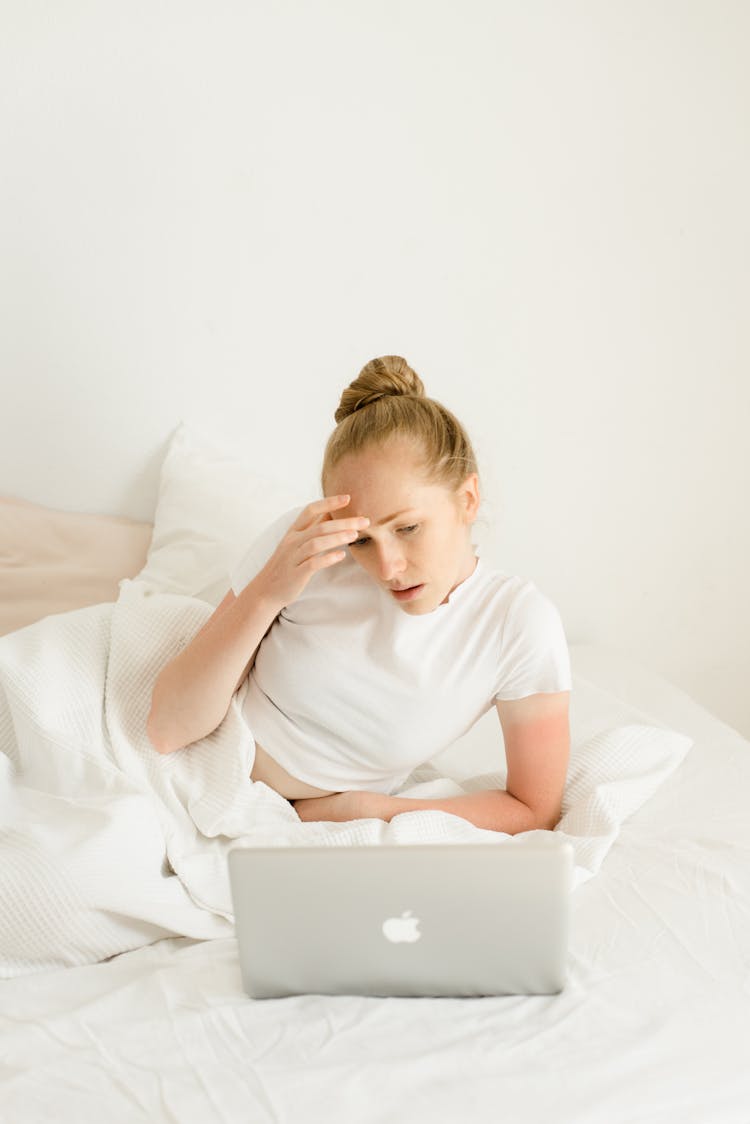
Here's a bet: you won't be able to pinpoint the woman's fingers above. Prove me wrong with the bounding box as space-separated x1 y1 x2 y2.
308 516 369 537
299 527 364 563
293 494 352 531
292 496 370 549
261 495 369 607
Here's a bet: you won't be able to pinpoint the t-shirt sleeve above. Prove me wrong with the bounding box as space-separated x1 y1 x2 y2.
493 582 572 701
229 505 306 595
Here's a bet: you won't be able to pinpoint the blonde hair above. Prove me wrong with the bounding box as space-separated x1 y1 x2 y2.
321 355 479 496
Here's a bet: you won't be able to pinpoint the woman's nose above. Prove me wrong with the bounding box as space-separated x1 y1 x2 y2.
374 542 406 582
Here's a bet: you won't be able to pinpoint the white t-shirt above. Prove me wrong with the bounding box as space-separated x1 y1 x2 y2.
230 506 572 795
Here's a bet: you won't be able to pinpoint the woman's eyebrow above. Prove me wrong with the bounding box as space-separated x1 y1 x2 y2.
370 509 418 526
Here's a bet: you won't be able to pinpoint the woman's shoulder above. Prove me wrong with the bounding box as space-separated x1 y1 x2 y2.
472 557 534 601
472 559 564 629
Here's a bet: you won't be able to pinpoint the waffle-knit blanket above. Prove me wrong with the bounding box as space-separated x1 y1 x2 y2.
0 580 692 977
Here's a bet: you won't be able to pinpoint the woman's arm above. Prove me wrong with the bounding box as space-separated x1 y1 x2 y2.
491 690 571 830
146 578 283 755
293 787 541 833
294 692 571 833
147 495 370 756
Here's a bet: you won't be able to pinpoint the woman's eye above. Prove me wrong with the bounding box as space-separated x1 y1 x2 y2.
350 524 419 548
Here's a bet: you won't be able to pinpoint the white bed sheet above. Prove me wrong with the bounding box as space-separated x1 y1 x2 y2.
1 643 749 1124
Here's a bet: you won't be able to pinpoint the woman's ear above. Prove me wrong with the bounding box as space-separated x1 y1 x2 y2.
457 473 480 524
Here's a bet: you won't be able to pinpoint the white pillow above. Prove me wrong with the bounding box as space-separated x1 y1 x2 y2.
131 420 307 606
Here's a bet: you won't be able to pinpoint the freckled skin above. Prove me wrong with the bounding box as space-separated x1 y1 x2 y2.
498 699 571 826
325 438 481 616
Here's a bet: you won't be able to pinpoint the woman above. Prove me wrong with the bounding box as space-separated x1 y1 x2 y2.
147 356 572 834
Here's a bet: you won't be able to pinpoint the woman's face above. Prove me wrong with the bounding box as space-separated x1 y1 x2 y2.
325 439 480 615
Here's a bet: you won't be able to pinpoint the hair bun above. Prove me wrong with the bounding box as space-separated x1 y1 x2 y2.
335 355 425 424
322 355 479 496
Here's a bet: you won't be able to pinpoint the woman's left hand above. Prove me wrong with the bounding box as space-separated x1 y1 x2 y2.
292 790 385 824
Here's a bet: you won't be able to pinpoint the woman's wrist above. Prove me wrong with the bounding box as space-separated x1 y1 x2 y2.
238 572 286 618
358 791 399 822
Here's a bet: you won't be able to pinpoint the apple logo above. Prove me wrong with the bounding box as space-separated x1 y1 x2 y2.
382 910 421 943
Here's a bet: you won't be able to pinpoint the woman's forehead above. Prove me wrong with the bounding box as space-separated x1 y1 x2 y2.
328 440 428 487
329 457 426 498
329 477 451 527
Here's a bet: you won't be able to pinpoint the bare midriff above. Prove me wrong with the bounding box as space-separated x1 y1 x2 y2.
250 740 339 799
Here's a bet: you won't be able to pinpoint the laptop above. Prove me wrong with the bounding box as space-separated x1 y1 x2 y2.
228 840 574 999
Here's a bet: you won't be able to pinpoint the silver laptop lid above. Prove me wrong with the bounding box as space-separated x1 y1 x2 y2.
228 841 573 999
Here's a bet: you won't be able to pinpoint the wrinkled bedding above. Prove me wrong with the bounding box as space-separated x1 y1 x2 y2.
1 585 748 1123
1 580 691 977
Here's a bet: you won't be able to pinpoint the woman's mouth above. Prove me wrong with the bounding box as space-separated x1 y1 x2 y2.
390 584 425 602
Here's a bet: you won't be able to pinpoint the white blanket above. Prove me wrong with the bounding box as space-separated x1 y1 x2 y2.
0 580 693 978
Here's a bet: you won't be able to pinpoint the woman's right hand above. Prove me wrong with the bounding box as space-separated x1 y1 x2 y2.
255 495 369 610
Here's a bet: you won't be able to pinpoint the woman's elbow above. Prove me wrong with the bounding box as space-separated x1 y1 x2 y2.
146 684 186 755
146 709 178 755
145 698 220 755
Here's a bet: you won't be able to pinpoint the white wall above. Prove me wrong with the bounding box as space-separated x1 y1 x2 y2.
1 1 748 736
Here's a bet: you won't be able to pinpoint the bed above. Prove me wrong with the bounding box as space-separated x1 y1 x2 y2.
1 422 748 1124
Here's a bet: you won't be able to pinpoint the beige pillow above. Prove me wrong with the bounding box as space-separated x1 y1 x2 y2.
0 495 153 637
